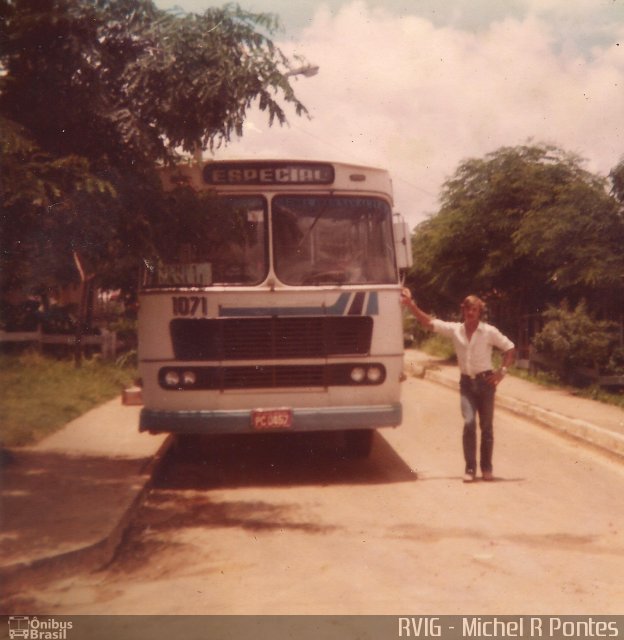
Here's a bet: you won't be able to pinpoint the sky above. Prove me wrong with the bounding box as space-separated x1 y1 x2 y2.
156 0 624 228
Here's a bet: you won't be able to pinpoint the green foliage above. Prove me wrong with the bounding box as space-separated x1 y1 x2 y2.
0 116 113 208
0 0 309 295
108 315 137 341
0 0 306 166
0 351 138 446
419 334 456 361
0 115 115 291
406 143 624 336
610 157 624 205
607 346 624 377
532 301 621 380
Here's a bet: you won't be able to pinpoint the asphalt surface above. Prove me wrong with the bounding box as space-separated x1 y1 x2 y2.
1 349 623 596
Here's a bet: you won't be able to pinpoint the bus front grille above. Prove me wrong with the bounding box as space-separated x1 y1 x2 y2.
170 316 373 360
223 365 326 388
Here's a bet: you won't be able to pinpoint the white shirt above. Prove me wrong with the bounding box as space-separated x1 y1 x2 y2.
431 319 515 377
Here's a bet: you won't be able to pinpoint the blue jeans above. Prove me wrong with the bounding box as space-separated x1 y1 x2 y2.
460 375 496 473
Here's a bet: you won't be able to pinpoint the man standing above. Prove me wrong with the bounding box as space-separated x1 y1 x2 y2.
401 289 516 482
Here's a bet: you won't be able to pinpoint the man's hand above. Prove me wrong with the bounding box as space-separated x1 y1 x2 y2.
486 368 507 387
400 288 413 307
400 289 434 329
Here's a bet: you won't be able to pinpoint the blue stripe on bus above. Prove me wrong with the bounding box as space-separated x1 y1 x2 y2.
219 292 352 317
218 291 380 318
366 292 379 315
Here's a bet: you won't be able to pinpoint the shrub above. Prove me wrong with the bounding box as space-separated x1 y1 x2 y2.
532 301 621 382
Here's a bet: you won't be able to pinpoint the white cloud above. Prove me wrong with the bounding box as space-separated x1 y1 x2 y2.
208 1 624 228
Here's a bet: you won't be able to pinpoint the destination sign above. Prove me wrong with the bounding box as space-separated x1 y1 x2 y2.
203 161 335 186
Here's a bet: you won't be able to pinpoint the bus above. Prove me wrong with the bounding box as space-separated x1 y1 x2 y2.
138 159 412 457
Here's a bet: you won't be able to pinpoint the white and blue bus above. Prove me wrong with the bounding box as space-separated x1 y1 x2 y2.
138 159 412 456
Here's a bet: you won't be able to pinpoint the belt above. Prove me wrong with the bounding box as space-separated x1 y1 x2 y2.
461 370 493 381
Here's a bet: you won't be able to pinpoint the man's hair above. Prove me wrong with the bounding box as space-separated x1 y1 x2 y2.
461 295 486 315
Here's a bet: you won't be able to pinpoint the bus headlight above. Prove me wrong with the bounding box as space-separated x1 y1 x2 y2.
350 367 366 383
164 370 180 387
182 371 197 386
367 366 383 383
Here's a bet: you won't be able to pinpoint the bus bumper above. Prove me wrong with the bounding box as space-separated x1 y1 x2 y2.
139 403 402 434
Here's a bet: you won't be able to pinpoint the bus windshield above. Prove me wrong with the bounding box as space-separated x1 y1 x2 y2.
143 195 267 287
272 195 397 285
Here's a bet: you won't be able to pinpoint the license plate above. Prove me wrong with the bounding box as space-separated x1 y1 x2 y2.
251 408 293 430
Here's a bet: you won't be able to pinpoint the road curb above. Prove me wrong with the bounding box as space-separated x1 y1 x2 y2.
495 393 624 458
407 362 624 460
0 435 174 595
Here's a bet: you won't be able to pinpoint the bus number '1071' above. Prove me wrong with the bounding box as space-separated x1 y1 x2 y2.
172 296 208 316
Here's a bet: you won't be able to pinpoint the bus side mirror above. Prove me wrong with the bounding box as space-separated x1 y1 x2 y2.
393 214 413 270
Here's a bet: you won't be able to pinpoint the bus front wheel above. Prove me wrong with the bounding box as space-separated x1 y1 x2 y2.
344 429 374 458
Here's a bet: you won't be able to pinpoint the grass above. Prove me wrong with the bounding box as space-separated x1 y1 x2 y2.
512 366 624 409
0 350 138 447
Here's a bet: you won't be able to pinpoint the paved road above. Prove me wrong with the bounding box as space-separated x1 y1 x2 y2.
11 376 624 614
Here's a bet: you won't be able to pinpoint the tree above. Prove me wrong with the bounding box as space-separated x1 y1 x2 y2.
0 0 309 297
406 143 624 343
0 115 114 293
610 157 624 207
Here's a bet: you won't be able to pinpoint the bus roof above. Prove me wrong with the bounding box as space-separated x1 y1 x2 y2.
159 159 394 202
